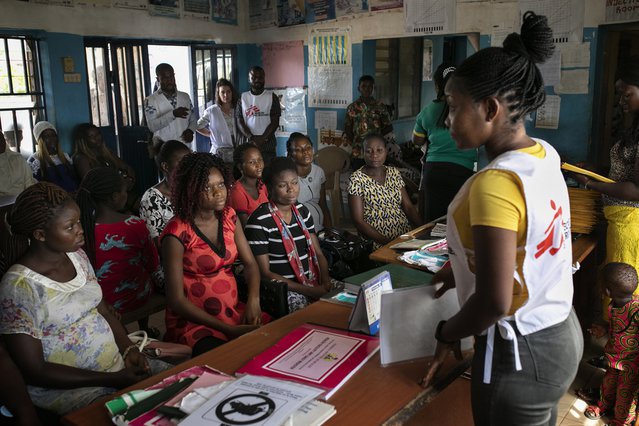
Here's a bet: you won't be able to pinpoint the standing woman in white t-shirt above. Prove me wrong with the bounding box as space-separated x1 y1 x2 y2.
421 12 582 425
286 132 332 231
196 79 237 163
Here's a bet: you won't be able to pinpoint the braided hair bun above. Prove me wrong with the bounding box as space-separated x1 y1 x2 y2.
503 11 555 65
453 11 554 123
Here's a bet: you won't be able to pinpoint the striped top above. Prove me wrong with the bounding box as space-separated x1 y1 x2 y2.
245 202 315 282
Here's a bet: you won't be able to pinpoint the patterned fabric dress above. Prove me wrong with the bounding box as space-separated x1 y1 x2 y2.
0 250 125 414
347 166 411 249
344 97 392 158
27 152 78 193
94 216 158 313
139 187 174 240
598 300 639 425
161 207 254 347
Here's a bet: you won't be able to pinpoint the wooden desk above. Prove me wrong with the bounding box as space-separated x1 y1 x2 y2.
370 224 598 273
369 223 435 271
62 301 469 426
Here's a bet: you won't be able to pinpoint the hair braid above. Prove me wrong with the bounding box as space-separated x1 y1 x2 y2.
76 167 124 266
171 153 233 223
453 11 554 124
1 183 70 275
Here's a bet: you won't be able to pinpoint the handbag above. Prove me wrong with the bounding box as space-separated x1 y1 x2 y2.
317 228 374 279
236 276 289 320
128 330 192 364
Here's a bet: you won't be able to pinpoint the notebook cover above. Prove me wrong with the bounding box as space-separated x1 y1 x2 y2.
235 323 379 399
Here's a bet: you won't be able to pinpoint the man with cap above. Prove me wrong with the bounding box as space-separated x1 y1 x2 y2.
144 63 197 150
0 124 36 197
27 121 78 192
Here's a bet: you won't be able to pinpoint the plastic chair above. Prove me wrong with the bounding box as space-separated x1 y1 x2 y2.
316 146 350 226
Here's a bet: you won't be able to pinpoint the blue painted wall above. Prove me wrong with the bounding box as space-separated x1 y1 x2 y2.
5 27 595 164
43 32 91 152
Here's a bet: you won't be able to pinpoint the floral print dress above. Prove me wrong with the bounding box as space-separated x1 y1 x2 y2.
0 250 125 414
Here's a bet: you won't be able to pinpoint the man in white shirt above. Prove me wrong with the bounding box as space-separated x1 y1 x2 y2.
236 66 281 165
0 126 36 197
144 63 197 150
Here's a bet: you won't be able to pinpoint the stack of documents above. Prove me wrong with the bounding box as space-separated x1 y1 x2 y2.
399 239 448 273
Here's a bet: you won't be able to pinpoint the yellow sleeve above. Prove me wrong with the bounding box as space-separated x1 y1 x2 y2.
469 170 526 232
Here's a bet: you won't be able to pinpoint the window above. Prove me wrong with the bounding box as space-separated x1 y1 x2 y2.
375 37 422 120
86 46 110 127
0 36 46 155
192 45 236 116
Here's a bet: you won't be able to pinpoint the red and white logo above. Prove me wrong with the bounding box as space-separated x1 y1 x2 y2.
245 105 260 117
534 199 567 259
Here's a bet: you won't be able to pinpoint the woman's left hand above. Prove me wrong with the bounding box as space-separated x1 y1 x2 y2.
419 340 462 388
243 298 262 326
124 348 150 374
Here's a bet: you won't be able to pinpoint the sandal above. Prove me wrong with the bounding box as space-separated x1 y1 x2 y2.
584 405 602 420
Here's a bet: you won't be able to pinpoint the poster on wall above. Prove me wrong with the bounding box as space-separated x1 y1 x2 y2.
212 0 237 24
370 0 402 11
273 87 308 137
309 28 351 66
308 66 353 109
33 0 74 5
278 0 306 26
149 0 180 18
305 0 336 23
113 0 147 9
535 95 561 129
318 128 350 152
519 0 583 44
606 1 639 23
76 0 110 6
335 0 368 18
404 0 455 35
249 0 277 29
263 41 305 88
183 0 210 20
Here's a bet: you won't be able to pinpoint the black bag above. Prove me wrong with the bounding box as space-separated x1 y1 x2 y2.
236 273 289 320
317 228 374 279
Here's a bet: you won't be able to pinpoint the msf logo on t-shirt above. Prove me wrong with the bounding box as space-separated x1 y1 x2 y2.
245 105 269 118
534 199 570 259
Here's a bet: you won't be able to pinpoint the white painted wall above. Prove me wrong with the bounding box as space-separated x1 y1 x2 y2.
0 0 609 45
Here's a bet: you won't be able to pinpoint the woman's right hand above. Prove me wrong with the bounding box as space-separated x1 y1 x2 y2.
225 324 260 339
307 285 329 300
432 264 455 299
114 364 151 388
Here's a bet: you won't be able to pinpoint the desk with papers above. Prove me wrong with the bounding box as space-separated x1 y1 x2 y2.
62 301 470 426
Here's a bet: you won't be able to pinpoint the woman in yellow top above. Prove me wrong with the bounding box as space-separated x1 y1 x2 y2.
422 12 583 425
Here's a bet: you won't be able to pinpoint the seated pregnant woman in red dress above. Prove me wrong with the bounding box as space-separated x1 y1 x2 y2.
161 153 266 356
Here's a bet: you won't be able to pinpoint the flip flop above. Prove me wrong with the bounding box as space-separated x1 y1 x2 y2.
584 405 602 420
